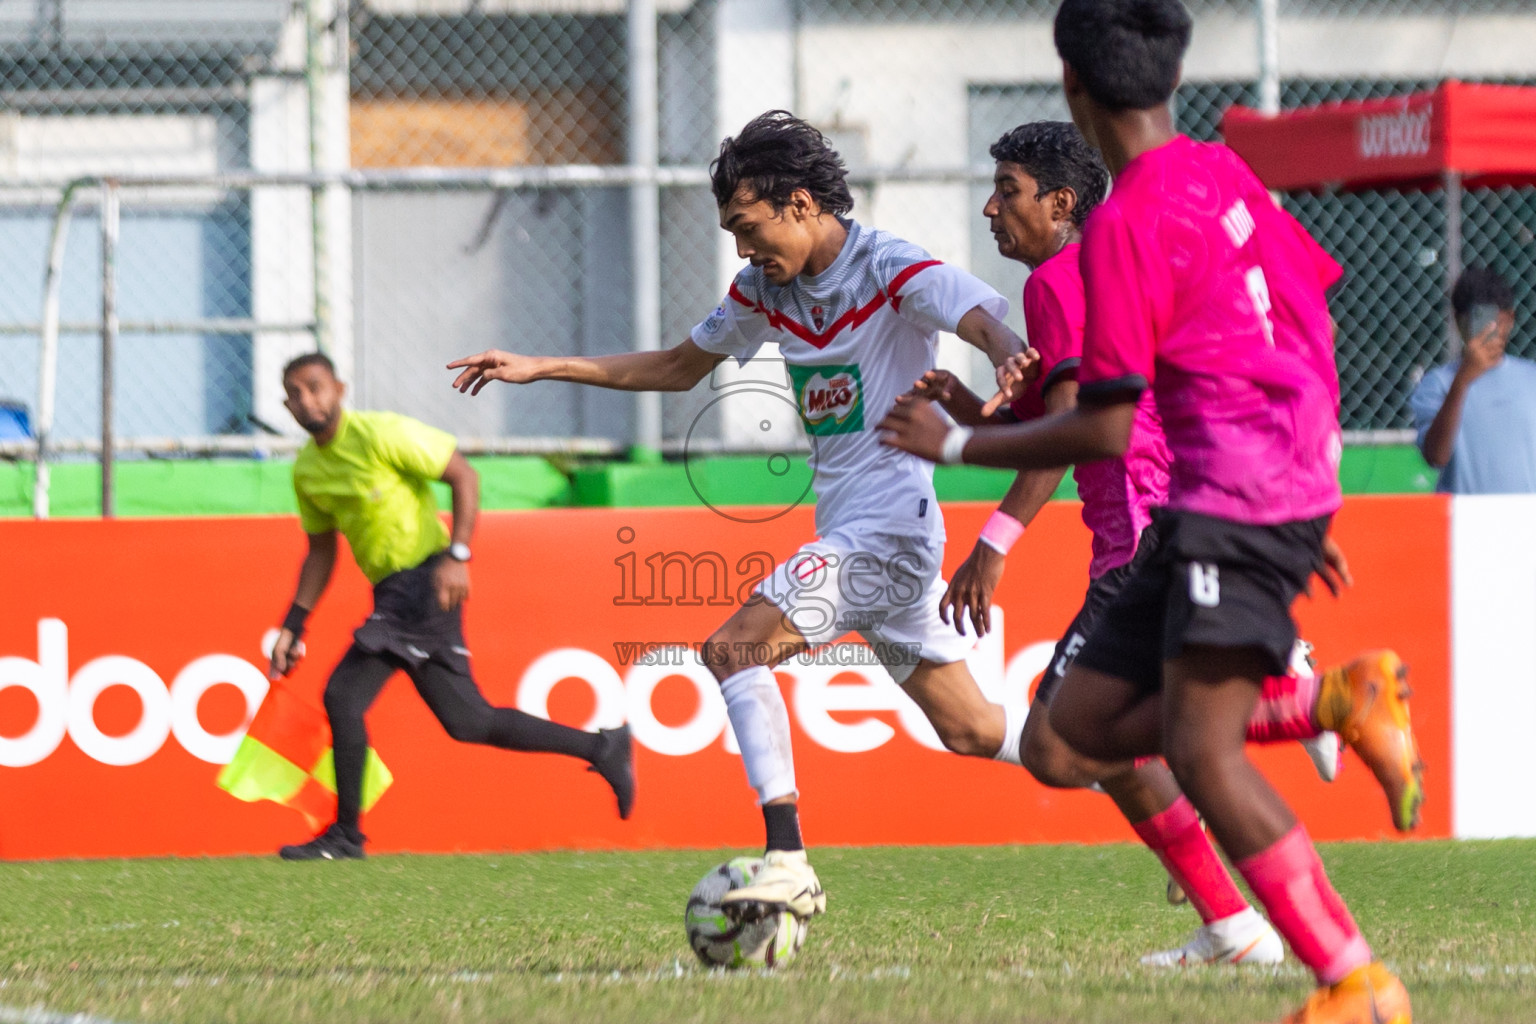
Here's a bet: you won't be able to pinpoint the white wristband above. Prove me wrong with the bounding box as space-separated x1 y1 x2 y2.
940 425 973 465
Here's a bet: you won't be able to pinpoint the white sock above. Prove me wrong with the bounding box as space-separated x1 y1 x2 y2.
992 699 1025 767
719 665 797 804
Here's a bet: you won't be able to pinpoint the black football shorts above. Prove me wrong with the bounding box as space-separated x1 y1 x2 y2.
1073 509 1330 693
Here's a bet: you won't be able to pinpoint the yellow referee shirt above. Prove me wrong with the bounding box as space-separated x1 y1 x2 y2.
292 409 457 584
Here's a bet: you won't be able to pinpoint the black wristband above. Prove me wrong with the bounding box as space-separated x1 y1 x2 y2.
282 603 310 639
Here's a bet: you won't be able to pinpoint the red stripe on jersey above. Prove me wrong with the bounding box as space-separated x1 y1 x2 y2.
886 259 942 313
730 280 889 350
725 259 941 348
794 554 829 581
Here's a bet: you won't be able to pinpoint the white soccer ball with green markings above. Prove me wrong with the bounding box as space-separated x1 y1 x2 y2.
685 857 808 969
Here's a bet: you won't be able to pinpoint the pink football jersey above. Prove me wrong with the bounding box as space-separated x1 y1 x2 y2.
1077 136 1343 526
1010 243 1170 578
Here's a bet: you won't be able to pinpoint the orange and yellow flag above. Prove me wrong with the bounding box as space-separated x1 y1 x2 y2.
216 680 392 830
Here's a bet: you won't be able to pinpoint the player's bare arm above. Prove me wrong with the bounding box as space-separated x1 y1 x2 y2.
953 306 1039 414
434 449 478 612
448 340 725 396
906 369 998 427
270 530 337 680
879 391 1135 470
940 381 1075 636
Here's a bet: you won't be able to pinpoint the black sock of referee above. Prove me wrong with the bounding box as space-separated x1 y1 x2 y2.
487 707 602 761
763 802 804 852
410 661 603 761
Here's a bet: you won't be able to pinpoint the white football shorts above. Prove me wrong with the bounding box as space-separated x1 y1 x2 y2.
754 526 975 685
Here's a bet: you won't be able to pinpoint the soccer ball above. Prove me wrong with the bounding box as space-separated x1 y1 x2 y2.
684 857 808 969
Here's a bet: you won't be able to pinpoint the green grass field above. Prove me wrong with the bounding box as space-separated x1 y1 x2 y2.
0 840 1531 1024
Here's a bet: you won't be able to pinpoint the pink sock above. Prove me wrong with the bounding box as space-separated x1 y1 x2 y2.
1131 795 1250 924
1237 825 1372 984
1247 670 1321 743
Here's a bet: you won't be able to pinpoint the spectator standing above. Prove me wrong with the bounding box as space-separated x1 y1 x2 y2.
1411 266 1536 493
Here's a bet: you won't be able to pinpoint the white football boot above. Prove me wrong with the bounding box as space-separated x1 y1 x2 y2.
1140 907 1285 967
719 849 826 922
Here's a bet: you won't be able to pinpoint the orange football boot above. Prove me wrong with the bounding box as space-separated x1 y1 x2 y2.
1316 650 1424 832
1283 962 1411 1024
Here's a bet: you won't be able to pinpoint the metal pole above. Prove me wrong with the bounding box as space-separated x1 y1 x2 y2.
1257 0 1281 115
100 180 120 518
34 180 83 519
628 0 663 458
305 0 331 354
1444 169 1464 361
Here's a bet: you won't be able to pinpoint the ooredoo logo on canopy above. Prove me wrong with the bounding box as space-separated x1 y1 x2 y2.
1358 103 1432 160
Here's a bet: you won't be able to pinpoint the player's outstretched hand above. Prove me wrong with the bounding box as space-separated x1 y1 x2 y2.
434 557 470 611
447 350 540 395
907 370 999 427
878 395 950 463
940 543 1005 637
981 348 1041 417
1311 534 1353 598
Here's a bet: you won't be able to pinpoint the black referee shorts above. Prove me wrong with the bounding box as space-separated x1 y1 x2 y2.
352 551 472 677
1073 509 1330 693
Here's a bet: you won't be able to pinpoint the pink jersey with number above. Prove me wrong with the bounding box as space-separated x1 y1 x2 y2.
1077 136 1343 526
1010 243 1170 578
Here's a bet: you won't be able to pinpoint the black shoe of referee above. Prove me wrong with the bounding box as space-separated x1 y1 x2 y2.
588 725 636 820
279 823 367 861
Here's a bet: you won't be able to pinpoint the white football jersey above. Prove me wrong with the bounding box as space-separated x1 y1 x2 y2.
691 220 1006 541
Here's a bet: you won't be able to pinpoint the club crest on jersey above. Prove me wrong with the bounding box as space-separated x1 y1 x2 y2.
811 305 825 331
789 363 864 435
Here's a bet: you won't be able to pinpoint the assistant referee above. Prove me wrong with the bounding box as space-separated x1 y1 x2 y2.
269 352 634 860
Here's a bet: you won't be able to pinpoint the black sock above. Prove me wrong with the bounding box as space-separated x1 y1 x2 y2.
410 661 603 762
763 803 803 852
488 708 602 761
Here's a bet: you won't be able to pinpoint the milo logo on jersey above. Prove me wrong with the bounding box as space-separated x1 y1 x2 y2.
790 363 864 435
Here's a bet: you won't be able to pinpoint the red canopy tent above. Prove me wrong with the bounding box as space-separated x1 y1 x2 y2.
1221 81 1536 357
1223 80 1536 193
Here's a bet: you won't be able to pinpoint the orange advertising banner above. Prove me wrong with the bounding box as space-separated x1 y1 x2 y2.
0 496 1450 860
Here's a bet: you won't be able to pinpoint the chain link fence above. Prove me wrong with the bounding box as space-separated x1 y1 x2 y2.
1 0 1534 493
1176 76 1536 431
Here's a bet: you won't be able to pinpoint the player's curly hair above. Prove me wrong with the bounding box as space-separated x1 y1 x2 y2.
989 122 1109 228
710 110 854 216
1054 0 1192 112
1451 265 1516 317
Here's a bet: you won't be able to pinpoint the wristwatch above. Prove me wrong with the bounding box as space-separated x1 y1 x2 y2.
448 542 472 563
